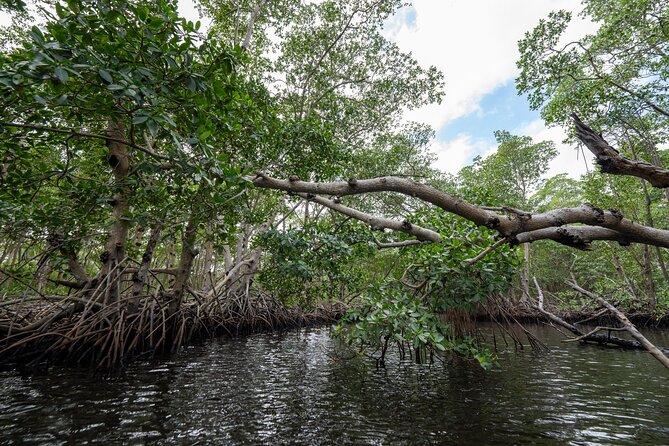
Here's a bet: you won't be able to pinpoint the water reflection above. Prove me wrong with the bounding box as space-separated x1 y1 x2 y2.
0 325 668 445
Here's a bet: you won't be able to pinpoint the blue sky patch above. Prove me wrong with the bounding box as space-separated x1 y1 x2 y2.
436 82 540 155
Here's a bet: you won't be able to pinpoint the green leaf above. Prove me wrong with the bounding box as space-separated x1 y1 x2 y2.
146 119 158 136
132 115 149 125
106 84 124 91
55 3 67 18
136 5 148 21
187 76 196 92
54 67 68 82
29 26 44 44
99 69 113 83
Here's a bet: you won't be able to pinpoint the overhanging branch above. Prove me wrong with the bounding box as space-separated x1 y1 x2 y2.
572 114 669 188
252 173 669 250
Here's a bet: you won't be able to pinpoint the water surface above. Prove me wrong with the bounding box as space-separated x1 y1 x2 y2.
1 324 668 445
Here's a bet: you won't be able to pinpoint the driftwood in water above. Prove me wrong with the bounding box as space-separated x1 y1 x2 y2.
533 278 669 370
533 278 641 349
565 281 669 370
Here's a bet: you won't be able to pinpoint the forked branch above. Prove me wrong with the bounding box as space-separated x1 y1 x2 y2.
251 173 669 249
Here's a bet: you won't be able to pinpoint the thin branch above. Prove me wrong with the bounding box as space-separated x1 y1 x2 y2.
374 239 424 249
465 237 509 265
296 192 442 242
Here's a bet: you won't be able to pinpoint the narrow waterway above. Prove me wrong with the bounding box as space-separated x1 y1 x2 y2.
1 324 668 445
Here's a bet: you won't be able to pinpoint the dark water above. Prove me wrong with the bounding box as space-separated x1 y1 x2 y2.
1 324 668 445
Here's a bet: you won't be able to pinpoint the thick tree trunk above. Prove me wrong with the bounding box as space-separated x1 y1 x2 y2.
99 118 130 304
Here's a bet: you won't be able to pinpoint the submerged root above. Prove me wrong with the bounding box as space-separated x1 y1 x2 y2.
0 290 345 369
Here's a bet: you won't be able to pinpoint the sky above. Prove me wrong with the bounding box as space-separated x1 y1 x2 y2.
2 0 597 178
381 0 599 178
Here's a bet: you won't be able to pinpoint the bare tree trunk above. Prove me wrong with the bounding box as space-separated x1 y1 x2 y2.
202 235 215 290
655 248 669 283
520 243 531 304
131 222 161 308
169 219 198 313
99 118 130 304
241 0 267 52
165 239 176 269
223 244 233 272
642 245 657 311
639 174 669 283
36 256 51 293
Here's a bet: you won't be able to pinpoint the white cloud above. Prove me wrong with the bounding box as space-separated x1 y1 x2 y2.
387 0 596 130
0 12 9 27
433 120 592 181
515 119 592 179
431 134 496 175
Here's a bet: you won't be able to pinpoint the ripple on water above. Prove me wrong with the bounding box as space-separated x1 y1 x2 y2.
0 325 668 445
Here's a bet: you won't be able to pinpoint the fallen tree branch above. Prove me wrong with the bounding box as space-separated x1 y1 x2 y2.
563 326 627 343
572 114 669 188
251 173 669 249
574 308 609 325
533 277 644 350
566 280 669 370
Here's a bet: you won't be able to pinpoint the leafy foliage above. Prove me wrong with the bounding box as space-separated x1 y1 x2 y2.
458 131 557 208
334 210 515 367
